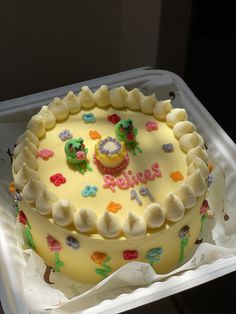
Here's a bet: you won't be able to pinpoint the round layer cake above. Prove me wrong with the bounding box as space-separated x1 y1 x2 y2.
12 85 210 284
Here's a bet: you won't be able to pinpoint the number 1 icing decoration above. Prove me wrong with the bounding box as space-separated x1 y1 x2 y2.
130 189 142 206
130 187 155 205
139 186 155 202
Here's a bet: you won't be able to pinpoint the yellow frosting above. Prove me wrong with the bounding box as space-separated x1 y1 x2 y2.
78 86 95 109
94 137 127 168
12 86 209 284
37 105 57 130
27 115 45 138
14 137 38 157
16 130 39 147
48 97 69 121
93 85 110 108
63 91 81 114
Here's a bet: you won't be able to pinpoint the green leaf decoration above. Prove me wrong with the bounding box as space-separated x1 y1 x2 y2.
179 237 190 263
54 251 65 272
25 226 35 249
95 268 107 278
200 214 208 233
95 255 112 278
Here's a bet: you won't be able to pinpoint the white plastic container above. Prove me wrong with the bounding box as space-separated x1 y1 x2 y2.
1 68 236 314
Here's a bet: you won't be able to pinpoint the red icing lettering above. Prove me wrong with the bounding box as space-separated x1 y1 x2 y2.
144 169 156 180
103 174 116 192
151 161 159 171
123 171 135 187
136 172 147 183
154 168 162 177
128 170 139 185
117 177 129 189
103 162 161 191
132 175 139 185
151 162 162 177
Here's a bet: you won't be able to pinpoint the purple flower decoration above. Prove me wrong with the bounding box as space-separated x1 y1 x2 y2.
207 174 213 187
178 225 190 239
14 191 22 201
59 129 73 141
162 143 174 153
66 236 80 250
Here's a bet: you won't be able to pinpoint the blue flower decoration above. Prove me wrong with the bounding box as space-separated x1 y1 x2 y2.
146 247 163 265
82 112 96 123
81 185 98 197
162 143 174 153
66 236 80 250
59 129 73 141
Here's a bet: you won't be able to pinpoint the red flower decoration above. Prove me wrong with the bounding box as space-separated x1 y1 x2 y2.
50 173 66 186
18 210 27 225
46 235 61 252
123 250 138 260
107 114 121 124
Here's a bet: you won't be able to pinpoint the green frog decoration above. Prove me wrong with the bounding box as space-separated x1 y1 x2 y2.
64 138 92 174
115 119 142 155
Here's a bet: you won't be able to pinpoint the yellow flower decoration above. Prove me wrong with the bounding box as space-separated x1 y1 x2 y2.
170 171 184 182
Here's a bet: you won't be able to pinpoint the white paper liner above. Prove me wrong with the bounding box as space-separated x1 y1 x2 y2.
1 143 236 314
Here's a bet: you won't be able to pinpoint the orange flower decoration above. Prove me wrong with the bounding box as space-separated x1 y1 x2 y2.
9 181 15 193
89 130 101 140
106 201 122 213
91 252 107 265
170 171 184 182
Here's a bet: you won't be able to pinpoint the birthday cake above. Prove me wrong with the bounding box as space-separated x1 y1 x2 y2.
12 85 211 284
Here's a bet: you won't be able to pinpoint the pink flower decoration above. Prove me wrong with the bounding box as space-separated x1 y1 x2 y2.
76 151 86 160
107 114 121 124
50 173 66 186
145 120 158 132
46 235 61 252
200 200 209 215
38 148 54 160
123 250 138 260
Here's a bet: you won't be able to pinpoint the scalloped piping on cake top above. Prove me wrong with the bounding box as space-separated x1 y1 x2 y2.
12 85 209 239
